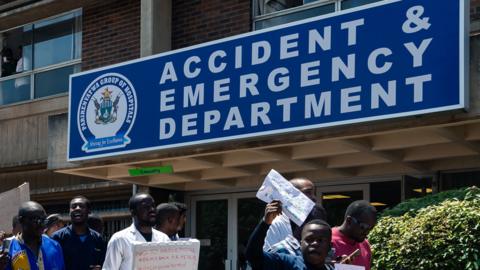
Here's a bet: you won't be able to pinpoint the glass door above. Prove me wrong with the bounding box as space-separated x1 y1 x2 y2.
192 197 229 270
190 193 265 270
318 184 369 226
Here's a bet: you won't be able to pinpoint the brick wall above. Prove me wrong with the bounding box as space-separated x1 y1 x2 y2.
172 0 251 49
82 0 140 70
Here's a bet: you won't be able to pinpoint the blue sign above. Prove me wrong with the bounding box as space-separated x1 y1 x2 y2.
68 0 467 161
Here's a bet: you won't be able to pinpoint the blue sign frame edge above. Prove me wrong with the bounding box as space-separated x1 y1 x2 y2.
67 0 468 162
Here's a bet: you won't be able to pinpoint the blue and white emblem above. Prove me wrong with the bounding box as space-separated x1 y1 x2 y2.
77 73 137 153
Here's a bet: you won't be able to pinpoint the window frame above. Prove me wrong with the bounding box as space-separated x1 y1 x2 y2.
0 8 82 107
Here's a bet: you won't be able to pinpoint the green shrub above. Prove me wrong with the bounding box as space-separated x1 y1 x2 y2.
369 187 480 270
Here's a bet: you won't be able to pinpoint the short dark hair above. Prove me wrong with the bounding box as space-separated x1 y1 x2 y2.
172 202 187 215
129 193 153 211
45 214 63 228
345 200 377 219
87 213 103 232
12 215 19 229
70 196 91 210
156 203 180 226
302 219 332 237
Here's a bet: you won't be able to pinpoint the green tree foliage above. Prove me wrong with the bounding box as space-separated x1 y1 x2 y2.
369 187 480 270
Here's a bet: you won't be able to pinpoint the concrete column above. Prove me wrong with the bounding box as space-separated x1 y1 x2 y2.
141 0 172 57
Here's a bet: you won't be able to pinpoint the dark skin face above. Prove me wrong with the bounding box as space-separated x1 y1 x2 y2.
344 212 377 243
177 213 186 232
162 213 181 237
290 179 317 202
70 198 90 225
301 224 332 268
132 195 157 227
19 202 47 241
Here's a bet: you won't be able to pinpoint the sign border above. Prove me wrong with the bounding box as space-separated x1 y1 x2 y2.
68 0 468 162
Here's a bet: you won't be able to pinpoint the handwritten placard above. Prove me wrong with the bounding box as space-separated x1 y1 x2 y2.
334 264 365 270
133 239 200 270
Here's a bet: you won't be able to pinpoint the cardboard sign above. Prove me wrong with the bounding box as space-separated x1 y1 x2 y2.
0 183 30 232
335 264 365 270
133 239 200 270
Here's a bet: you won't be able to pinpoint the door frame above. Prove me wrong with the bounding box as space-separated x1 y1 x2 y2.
187 192 258 270
318 184 370 203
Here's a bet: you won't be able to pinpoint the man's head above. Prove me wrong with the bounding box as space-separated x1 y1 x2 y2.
292 203 327 240
129 193 156 226
290 178 316 202
18 201 47 239
172 202 187 233
343 200 377 243
11 215 21 236
300 219 332 267
70 196 91 225
87 214 104 235
155 203 181 237
45 214 65 237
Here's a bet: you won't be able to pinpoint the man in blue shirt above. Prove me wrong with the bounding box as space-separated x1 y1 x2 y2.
246 201 334 270
52 196 106 270
0 201 65 270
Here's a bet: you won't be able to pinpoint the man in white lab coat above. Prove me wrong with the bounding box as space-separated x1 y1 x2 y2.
102 193 170 270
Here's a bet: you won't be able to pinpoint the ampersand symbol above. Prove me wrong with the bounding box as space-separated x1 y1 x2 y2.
402 5 431 34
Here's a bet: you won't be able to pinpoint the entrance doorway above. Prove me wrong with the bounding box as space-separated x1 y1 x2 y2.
319 184 369 226
189 193 265 270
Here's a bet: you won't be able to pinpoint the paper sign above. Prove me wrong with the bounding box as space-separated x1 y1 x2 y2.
256 169 315 226
334 264 365 270
0 183 30 232
133 239 200 270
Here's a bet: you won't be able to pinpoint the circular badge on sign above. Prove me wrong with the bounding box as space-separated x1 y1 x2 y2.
77 73 137 153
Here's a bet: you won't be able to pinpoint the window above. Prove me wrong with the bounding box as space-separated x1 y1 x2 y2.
253 0 382 30
0 10 81 106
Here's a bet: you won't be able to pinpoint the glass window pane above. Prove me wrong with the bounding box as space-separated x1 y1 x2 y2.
237 198 265 270
370 181 401 212
34 64 79 98
255 3 335 29
341 0 382 10
33 11 81 68
1 25 33 77
195 200 228 270
404 176 433 200
0 76 31 105
322 190 363 226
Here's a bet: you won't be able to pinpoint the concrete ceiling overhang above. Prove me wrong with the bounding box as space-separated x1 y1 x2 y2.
57 119 480 191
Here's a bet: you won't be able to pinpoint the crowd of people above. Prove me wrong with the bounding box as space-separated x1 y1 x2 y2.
0 177 376 270
246 178 378 270
0 193 186 270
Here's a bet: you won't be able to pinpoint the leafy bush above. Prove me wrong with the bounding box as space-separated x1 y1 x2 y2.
369 187 480 270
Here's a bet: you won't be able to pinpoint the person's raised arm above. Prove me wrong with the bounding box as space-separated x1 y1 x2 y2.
245 201 282 269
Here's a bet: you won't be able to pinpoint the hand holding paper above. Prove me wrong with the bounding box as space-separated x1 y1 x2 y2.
256 169 315 226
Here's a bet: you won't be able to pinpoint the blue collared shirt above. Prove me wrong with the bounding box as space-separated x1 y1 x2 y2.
7 234 64 270
52 225 106 270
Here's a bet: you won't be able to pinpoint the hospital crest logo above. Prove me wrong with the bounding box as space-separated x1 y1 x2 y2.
77 73 137 153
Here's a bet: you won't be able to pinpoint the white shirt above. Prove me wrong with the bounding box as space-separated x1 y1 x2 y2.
102 224 170 270
263 213 293 251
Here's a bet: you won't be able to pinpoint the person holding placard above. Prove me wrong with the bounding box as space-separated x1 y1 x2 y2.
246 200 334 270
102 193 170 270
331 201 377 270
263 178 317 252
